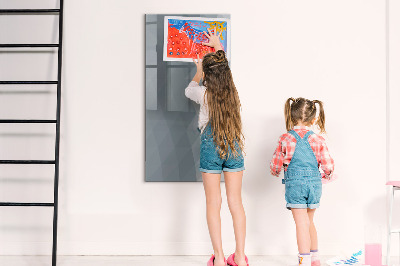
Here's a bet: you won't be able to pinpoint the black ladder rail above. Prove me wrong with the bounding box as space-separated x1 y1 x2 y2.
52 0 63 265
0 160 56 164
0 202 54 207
0 81 58 84
0 119 56 123
0 9 60 14
0 44 59 48
0 2 63 266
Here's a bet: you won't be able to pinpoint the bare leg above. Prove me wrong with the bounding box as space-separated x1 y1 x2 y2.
224 171 247 266
202 172 225 266
292 208 311 254
307 209 318 251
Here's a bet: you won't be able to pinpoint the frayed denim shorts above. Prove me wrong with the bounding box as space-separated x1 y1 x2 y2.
199 125 245 174
284 174 322 210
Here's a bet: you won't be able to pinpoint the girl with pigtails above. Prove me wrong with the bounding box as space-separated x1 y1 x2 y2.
270 98 335 266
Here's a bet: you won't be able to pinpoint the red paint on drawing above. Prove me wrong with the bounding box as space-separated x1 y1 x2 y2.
167 25 214 59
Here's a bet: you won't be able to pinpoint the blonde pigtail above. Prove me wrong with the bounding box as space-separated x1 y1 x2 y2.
285 98 295 131
313 100 326 133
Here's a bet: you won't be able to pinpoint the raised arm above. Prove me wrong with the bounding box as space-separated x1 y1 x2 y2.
186 55 205 104
202 28 223 51
192 54 202 83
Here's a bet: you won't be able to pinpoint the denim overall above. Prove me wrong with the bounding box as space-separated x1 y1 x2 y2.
199 124 244 174
283 130 322 210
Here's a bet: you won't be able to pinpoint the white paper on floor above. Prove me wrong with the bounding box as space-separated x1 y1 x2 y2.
326 249 364 266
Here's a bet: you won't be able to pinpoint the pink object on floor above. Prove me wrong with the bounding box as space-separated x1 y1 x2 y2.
227 253 249 266
207 254 227 266
365 243 382 266
386 181 400 187
321 173 338 184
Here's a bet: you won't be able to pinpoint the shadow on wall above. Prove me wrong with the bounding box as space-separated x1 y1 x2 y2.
242 114 293 254
364 194 388 249
159 116 286 255
365 195 386 229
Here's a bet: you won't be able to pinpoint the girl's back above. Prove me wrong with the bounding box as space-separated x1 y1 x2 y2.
270 126 334 179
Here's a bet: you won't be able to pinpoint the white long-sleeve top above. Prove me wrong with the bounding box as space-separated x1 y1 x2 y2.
185 81 209 132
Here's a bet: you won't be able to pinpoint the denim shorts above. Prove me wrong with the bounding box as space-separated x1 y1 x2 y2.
199 126 245 174
285 178 322 209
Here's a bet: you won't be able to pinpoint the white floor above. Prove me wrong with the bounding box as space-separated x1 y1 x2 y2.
0 256 325 266
0 256 318 266
0 256 397 266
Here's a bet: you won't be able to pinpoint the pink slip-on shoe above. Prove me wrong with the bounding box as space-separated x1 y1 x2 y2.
207 254 227 266
227 253 249 266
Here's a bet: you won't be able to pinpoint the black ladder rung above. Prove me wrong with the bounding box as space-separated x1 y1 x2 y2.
0 44 59 48
0 9 60 14
0 160 55 164
0 119 56 123
0 81 58 84
0 202 54 207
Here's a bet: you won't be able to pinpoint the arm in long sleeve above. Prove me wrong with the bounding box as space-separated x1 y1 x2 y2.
270 136 286 177
185 81 206 104
319 138 335 179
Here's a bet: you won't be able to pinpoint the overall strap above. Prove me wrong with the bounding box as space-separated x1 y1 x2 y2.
303 130 314 140
288 130 301 141
284 129 320 182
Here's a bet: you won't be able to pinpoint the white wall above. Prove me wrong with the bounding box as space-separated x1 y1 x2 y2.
388 0 400 258
0 0 389 257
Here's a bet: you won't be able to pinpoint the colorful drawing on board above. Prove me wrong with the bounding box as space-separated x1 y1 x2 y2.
163 16 230 62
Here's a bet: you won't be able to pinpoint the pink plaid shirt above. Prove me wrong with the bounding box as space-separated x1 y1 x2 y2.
270 126 334 179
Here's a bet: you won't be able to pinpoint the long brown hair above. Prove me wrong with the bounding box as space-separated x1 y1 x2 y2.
284 97 326 133
202 50 244 158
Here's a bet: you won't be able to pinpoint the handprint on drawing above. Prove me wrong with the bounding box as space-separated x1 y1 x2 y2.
163 16 230 62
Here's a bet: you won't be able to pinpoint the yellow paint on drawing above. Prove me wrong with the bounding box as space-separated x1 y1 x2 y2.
204 21 226 40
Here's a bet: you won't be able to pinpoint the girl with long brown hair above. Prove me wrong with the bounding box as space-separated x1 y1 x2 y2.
185 28 248 266
270 98 335 266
